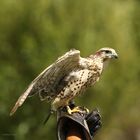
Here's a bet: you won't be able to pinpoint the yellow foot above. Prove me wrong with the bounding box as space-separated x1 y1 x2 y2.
66 106 89 115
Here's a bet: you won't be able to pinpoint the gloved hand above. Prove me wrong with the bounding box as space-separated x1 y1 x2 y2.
57 106 102 140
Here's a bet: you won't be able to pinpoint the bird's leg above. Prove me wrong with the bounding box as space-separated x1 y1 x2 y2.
69 100 76 109
66 105 89 114
66 105 73 115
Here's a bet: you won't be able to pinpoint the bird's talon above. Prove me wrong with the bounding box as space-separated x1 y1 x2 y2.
66 106 72 115
66 106 88 114
83 107 89 113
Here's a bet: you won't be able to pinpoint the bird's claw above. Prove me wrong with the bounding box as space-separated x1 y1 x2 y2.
66 106 89 115
83 106 89 113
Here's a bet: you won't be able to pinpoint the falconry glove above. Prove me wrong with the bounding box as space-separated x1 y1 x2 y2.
57 107 101 140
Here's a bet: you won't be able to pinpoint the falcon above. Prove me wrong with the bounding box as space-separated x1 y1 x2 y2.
10 48 118 116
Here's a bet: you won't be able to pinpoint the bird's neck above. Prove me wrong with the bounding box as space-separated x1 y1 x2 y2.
88 55 104 71
89 54 103 63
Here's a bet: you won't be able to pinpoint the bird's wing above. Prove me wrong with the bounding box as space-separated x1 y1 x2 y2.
10 49 80 116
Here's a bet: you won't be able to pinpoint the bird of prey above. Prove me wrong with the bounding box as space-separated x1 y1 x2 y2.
10 48 118 116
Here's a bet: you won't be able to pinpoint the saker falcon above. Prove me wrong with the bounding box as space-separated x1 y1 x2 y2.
10 48 118 116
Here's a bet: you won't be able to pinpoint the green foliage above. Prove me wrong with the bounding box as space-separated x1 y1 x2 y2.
0 0 140 140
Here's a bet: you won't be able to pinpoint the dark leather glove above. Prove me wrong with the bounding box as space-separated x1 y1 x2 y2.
57 106 101 140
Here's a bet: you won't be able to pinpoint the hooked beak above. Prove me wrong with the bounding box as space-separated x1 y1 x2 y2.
112 52 118 59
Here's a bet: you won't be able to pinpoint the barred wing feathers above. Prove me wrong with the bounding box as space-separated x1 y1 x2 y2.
10 49 80 116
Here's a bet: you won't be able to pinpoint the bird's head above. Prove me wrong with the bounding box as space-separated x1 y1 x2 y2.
95 48 118 62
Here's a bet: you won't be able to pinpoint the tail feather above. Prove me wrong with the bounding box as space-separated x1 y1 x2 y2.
10 83 34 116
10 101 20 116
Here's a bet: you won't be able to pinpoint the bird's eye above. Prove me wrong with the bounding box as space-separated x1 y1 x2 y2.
105 50 110 54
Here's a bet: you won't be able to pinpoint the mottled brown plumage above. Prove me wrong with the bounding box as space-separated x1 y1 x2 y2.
10 48 118 116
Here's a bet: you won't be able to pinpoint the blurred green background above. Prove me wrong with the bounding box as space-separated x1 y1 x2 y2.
0 0 140 140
